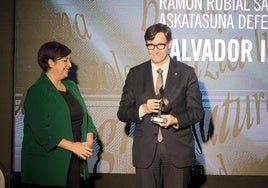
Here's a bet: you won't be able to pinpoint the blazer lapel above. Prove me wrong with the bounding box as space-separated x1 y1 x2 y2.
141 61 156 99
164 59 181 99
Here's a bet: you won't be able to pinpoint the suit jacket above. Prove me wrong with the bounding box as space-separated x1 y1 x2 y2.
21 72 97 186
117 57 204 168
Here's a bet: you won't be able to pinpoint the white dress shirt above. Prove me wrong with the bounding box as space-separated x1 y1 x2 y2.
138 59 170 118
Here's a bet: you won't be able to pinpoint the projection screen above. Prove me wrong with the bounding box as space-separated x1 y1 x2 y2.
14 0 268 175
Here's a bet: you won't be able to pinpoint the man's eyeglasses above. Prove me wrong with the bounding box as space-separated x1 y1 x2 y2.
146 43 167 50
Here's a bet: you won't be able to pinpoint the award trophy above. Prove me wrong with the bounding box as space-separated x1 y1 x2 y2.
151 88 171 123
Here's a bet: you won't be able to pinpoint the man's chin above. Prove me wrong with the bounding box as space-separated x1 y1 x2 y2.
151 56 169 65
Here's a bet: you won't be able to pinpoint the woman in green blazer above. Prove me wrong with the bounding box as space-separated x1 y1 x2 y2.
21 41 97 187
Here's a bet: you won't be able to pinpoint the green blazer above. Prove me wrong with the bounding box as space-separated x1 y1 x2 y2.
21 72 97 186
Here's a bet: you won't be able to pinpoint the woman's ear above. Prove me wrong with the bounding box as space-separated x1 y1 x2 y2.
47 59 55 68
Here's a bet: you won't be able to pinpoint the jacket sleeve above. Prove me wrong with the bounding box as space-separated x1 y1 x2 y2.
86 113 97 134
117 69 141 123
173 67 204 128
23 87 63 152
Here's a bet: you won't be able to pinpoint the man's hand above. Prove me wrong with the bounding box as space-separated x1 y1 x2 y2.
142 99 161 114
155 114 178 128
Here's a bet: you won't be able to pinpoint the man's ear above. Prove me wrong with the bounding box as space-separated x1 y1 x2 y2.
168 40 172 49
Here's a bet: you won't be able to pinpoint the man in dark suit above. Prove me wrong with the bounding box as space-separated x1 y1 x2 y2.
117 23 204 188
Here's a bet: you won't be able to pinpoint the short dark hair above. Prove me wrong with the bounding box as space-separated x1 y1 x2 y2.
144 23 172 42
37 41 71 72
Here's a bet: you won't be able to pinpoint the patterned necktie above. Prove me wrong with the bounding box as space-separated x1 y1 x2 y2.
156 68 163 95
156 68 163 142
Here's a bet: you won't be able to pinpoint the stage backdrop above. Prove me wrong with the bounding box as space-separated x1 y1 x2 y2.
14 0 268 175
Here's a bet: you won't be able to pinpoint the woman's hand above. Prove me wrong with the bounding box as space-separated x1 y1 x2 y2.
58 138 93 160
72 142 93 160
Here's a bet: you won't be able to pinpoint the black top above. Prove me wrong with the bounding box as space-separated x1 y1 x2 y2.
60 89 84 187
60 89 83 142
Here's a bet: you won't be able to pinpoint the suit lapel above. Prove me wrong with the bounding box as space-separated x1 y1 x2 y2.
164 59 181 99
143 61 156 99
